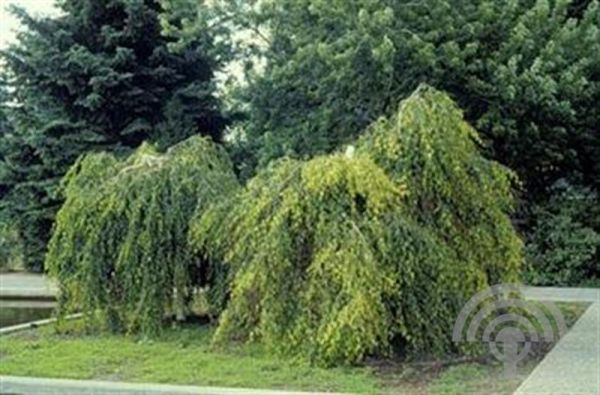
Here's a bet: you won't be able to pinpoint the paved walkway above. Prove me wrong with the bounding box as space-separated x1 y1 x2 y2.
0 272 56 299
515 286 600 395
0 376 343 395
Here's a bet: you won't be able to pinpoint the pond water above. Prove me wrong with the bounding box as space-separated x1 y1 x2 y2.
0 301 55 328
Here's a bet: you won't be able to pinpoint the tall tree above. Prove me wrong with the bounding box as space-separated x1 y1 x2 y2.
192 86 521 365
0 0 227 270
230 0 600 199
0 75 15 202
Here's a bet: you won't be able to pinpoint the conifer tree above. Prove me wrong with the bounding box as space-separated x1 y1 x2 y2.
358 85 522 288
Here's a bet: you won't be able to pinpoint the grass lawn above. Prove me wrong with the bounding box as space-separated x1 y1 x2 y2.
0 302 589 394
0 323 382 394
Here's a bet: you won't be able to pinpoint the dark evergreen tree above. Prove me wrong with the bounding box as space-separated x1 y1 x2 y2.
0 75 27 269
229 0 600 198
0 78 10 139
0 0 227 270
0 75 13 201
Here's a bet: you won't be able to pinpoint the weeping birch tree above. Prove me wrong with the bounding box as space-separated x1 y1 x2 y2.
191 86 523 365
46 136 239 334
193 154 467 365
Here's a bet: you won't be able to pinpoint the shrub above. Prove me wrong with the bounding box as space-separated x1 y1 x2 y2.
525 181 600 286
46 136 239 334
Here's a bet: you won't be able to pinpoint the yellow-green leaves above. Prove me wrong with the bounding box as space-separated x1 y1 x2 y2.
193 86 523 366
359 85 523 289
46 136 239 335
192 152 461 364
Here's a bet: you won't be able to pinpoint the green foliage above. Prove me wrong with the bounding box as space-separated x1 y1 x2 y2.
525 181 600 286
46 136 239 334
0 223 24 272
0 0 227 270
358 85 523 288
192 86 522 365
0 76 10 139
229 0 600 196
0 77 23 272
228 0 398 177
193 155 460 365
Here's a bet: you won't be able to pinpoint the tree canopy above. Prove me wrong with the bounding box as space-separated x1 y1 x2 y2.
525 181 600 286
0 0 227 270
47 136 239 334
230 0 600 199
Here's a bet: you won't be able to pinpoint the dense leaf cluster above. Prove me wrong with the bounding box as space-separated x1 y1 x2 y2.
232 0 600 200
525 181 600 286
47 136 239 334
192 87 522 364
219 0 599 287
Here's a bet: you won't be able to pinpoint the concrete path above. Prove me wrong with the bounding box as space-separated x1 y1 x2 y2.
515 286 600 395
0 273 56 300
0 376 344 395
521 286 599 304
